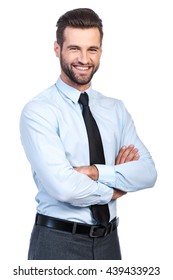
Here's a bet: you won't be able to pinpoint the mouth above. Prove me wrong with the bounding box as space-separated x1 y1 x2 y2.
72 65 92 72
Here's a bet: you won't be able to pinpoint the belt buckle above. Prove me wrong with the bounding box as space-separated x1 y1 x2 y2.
89 225 108 238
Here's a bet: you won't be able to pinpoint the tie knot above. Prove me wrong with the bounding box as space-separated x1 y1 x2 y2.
78 93 89 106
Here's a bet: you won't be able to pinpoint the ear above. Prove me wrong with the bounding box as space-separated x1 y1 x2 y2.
54 41 60 57
100 47 103 57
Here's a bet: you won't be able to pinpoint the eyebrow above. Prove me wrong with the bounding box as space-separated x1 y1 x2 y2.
67 45 80 49
67 45 100 50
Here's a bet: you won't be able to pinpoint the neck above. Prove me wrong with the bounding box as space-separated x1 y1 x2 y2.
60 75 91 92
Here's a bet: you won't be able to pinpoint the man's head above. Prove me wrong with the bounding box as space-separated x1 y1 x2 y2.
54 8 103 91
56 8 103 48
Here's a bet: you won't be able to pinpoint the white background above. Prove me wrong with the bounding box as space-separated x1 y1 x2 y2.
0 0 172 277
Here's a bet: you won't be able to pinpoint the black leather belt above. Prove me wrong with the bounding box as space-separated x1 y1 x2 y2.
35 213 119 238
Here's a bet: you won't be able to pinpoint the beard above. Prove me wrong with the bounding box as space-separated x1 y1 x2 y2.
59 53 99 85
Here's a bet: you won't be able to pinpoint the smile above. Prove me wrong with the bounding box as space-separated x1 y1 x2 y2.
73 65 92 71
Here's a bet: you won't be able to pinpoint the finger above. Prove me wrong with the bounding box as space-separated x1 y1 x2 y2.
115 146 126 164
118 144 135 164
125 148 139 162
133 153 140 161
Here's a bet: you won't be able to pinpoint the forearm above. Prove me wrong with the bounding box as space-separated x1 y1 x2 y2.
29 154 113 206
96 158 157 192
74 158 157 196
74 165 127 199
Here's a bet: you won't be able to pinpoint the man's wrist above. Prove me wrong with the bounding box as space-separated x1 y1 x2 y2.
91 165 99 181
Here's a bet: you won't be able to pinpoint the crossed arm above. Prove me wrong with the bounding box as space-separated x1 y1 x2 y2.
74 145 139 200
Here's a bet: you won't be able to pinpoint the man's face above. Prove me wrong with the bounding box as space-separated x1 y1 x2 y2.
54 27 102 91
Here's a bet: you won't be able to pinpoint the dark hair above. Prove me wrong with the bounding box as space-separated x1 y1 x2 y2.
56 8 103 48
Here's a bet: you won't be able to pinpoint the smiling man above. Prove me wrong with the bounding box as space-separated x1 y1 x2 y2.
56 27 101 87
20 8 157 260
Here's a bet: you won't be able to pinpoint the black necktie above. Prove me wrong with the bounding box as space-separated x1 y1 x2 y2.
79 93 110 226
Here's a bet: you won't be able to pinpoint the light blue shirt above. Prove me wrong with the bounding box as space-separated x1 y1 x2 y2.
20 77 157 224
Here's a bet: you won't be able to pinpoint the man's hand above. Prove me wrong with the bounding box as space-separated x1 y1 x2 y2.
115 145 139 165
112 189 127 199
74 165 99 180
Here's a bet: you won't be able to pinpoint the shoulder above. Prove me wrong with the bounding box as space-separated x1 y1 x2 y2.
20 84 59 121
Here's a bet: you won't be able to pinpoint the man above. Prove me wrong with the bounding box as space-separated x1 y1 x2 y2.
20 8 157 260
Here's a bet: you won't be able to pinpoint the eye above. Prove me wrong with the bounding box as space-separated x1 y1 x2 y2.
68 46 79 51
89 48 98 53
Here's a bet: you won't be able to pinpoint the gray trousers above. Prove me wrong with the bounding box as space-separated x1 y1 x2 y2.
28 224 122 260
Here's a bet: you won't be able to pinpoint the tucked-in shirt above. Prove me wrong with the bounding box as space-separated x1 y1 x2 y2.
20 77 157 224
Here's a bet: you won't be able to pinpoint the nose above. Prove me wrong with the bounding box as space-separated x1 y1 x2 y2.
78 50 89 64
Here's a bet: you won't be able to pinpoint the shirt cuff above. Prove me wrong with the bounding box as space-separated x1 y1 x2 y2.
95 164 115 187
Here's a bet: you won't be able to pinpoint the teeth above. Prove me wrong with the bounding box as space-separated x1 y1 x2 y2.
75 66 89 70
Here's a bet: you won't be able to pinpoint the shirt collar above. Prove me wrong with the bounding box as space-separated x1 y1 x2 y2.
55 77 92 104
